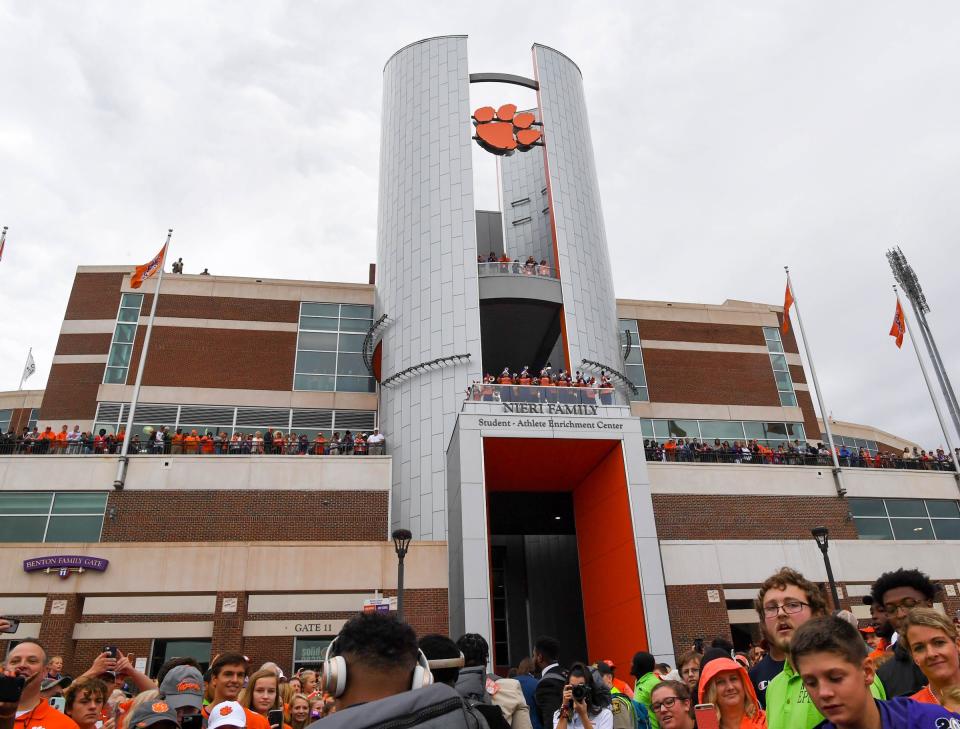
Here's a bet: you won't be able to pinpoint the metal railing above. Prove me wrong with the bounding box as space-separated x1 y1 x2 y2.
466 382 622 406
0 434 386 457
477 261 558 279
645 443 958 471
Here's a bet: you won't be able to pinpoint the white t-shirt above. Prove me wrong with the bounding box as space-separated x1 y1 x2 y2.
367 433 385 443
552 708 613 729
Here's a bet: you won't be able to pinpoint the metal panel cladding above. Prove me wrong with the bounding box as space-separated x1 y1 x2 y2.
377 36 483 540
533 44 621 373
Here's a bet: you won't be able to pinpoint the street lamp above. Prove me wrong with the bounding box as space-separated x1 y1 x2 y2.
392 528 412 622
811 526 841 610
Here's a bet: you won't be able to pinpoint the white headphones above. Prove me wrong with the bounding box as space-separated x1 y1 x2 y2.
322 635 434 698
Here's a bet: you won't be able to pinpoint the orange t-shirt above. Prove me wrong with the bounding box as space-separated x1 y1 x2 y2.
911 685 938 704
15 699 80 729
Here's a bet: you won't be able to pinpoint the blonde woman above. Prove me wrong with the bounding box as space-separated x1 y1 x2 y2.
904 607 960 711
285 694 311 729
240 669 291 729
698 657 766 728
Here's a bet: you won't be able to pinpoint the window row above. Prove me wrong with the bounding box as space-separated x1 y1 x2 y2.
763 327 797 407
104 293 145 385
850 497 960 541
0 491 107 543
618 319 649 402
637 418 806 446
295 302 376 393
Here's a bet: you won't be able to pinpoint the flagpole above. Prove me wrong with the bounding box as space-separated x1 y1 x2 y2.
785 266 846 497
18 347 32 391
896 285 960 481
113 229 172 490
0 226 7 261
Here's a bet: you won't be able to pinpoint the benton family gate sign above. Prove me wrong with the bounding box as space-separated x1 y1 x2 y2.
23 555 110 579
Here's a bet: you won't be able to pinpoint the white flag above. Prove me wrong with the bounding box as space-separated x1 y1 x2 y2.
22 351 36 382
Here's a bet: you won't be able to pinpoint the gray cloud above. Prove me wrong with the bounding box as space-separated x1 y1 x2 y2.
2 0 958 448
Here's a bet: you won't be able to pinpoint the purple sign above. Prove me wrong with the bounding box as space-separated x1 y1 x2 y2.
23 555 109 574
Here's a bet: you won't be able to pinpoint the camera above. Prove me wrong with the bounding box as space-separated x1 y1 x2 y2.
571 684 591 703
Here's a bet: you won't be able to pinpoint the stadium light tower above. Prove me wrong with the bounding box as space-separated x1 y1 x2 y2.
887 247 960 443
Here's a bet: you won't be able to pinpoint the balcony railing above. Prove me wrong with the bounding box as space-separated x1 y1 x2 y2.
646 443 958 471
0 435 385 457
466 382 623 407
477 261 558 279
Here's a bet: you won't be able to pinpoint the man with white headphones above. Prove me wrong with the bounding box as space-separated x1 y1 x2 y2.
309 613 486 729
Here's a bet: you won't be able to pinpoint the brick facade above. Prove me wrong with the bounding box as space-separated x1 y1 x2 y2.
102 490 389 542
38 594 85 670
643 349 782 407
63 272 126 321
141 294 299 323
636 320 767 347
126 326 297 390
666 584 732 657
39 363 106 421
55 333 113 356
652 493 857 540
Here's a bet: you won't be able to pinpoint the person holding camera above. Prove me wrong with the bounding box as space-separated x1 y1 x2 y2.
554 663 612 729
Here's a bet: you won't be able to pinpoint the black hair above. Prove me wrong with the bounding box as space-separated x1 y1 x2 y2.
533 636 560 664
651 680 694 718
630 651 655 678
156 656 201 687
456 633 489 667
335 613 418 673
709 636 735 653
419 634 462 687
209 653 249 678
790 616 868 670
870 568 939 606
568 662 603 716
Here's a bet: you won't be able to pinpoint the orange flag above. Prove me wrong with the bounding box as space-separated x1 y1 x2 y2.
130 243 167 289
781 282 794 333
889 299 906 348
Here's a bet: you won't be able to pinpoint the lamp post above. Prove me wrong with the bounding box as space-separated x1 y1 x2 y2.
811 526 841 610
392 528 412 622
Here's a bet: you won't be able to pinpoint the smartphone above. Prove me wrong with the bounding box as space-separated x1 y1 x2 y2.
0 675 26 702
0 617 20 634
181 715 203 729
50 697 66 712
695 704 720 729
693 637 704 653
267 709 284 729
103 645 119 659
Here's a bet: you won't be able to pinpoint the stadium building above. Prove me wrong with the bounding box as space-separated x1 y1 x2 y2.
3 36 960 678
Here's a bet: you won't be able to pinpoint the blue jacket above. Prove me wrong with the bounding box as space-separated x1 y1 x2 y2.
814 697 960 729
517 674 540 729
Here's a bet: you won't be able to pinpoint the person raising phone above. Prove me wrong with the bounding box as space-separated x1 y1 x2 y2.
554 663 612 729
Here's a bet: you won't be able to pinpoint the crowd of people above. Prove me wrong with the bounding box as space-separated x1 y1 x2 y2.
645 438 960 471
467 366 617 405
0 426 386 456
3 564 960 729
478 252 554 277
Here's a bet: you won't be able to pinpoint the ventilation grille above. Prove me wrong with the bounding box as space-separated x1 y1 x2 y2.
236 408 290 426
334 410 376 431
292 409 334 429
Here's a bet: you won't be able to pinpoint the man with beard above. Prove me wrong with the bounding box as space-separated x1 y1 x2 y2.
4 640 80 729
757 568 884 729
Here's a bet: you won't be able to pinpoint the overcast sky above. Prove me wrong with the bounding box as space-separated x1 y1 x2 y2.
2 1 959 448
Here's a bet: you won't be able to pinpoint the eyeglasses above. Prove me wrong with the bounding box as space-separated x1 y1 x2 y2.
883 598 923 614
652 697 679 712
762 600 810 618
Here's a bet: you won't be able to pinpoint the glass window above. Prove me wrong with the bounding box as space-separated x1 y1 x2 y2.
149 640 211 679
336 353 367 377
891 518 935 540
52 493 108 515
885 499 927 518
639 419 654 438
295 351 337 375
766 339 784 353
666 420 699 439
299 316 339 332
45 515 104 542
699 421 746 440
743 422 766 439
294 374 337 391
764 423 789 440
340 305 374 319
104 368 127 384
652 420 668 438
108 345 133 368
635 386 649 401
105 295 144 384
335 376 376 393
618 320 648 403
338 318 370 333
769 354 788 371
113 324 137 343
786 423 806 440
779 392 798 407
298 332 339 351
122 293 144 308
852 517 894 540
0 516 47 541
293 638 332 672
300 303 339 317
338 333 366 353
773 370 793 390
849 498 887 517
931 520 960 540
926 500 960 518
0 492 53 514
762 327 781 342
117 308 139 323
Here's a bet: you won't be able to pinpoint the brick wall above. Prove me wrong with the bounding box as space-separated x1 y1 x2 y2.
73 639 153 677
39 363 105 421
643 349 782 407
140 294 299 323
55 333 113 356
666 584 732 657
64 272 126 320
126 326 298 390
796 390 823 440
8 407 34 433
102 490 388 542
652 494 857 540
38 594 85 671
637 320 766 347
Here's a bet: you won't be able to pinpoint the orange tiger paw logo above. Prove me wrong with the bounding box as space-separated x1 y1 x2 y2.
472 104 542 155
